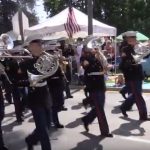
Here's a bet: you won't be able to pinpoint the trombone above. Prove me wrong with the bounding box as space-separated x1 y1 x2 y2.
0 47 33 59
0 55 33 59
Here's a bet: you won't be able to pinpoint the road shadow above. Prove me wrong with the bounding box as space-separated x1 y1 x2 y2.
2 120 22 132
5 111 15 118
118 100 125 103
81 112 88 115
111 105 135 115
70 132 104 150
4 131 26 150
65 117 82 128
71 102 83 110
28 117 34 123
4 102 12 107
111 106 121 114
23 112 32 120
112 117 145 137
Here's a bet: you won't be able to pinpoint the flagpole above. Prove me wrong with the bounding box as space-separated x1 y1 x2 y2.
88 0 93 35
69 0 72 9
17 0 24 43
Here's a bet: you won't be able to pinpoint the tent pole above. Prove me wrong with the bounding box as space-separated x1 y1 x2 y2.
114 37 117 74
69 0 72 8
88 0 93 35
18 9 24 42
17 0 24 43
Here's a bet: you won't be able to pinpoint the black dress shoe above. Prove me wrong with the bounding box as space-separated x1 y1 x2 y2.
101 133 113 138
55 124 64 128
120 107 128 117
61 106 68 111
81 118 89 132
25 137 34 150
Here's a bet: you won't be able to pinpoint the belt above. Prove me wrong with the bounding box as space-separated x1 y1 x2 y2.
33 81 47 88
51 77 59 80
87 72 104 76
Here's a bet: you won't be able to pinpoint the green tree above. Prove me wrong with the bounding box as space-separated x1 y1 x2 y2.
0 0 38 34
44 0 87 16
43 0 150 36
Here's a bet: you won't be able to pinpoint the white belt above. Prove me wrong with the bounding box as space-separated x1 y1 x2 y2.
51 77 59 79
87 72 104 76
34 81 47 87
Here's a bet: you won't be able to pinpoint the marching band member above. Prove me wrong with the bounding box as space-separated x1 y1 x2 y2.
0 68 10 150
4 59 24 123
120 31 150 113
119 32 136 107
59 40 74 99
119 45 148 120
0 34 13 104
80 45 112 137
0 35 25 122
1 59 12 104
19 37 52 150
47 65 65 128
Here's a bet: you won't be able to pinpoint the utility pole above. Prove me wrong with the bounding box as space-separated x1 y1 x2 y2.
88 0 93 35
17 0 24 42
69 0 72 8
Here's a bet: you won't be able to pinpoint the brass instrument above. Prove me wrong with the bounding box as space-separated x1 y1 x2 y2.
0 34 32 59
133 41 150 63
133 50 150 63
85 36 108 69
0 55 32 59
85 36 104 50
0 34 61 87
0 33 14 50
27 51 59 87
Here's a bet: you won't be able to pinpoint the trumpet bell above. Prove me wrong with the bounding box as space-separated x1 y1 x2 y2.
0 33 14 50
84 36 104 50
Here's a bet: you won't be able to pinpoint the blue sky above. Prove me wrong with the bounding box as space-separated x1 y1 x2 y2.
35 0 48 23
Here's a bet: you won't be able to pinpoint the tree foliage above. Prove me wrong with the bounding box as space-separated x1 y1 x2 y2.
0 0 38 34
43 0 150 36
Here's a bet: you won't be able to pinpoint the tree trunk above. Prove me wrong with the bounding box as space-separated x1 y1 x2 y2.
1 0 12 33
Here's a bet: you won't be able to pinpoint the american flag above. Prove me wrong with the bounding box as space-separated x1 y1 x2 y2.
64 7 81 38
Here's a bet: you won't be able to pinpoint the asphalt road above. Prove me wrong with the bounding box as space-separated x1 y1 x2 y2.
2 89 150 150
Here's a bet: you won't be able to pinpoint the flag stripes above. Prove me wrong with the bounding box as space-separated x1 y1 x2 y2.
64 7 81 38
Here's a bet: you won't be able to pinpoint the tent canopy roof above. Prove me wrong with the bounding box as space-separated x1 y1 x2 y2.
25 7 116 38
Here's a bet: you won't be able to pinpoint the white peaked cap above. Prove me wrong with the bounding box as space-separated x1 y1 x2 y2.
123 31 137 37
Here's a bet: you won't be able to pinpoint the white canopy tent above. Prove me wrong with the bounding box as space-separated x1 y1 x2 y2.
24 7 117 39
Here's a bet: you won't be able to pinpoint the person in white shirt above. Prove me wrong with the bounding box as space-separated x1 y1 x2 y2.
75 38 83 76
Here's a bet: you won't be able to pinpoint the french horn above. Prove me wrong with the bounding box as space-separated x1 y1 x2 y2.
27 51 59 87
